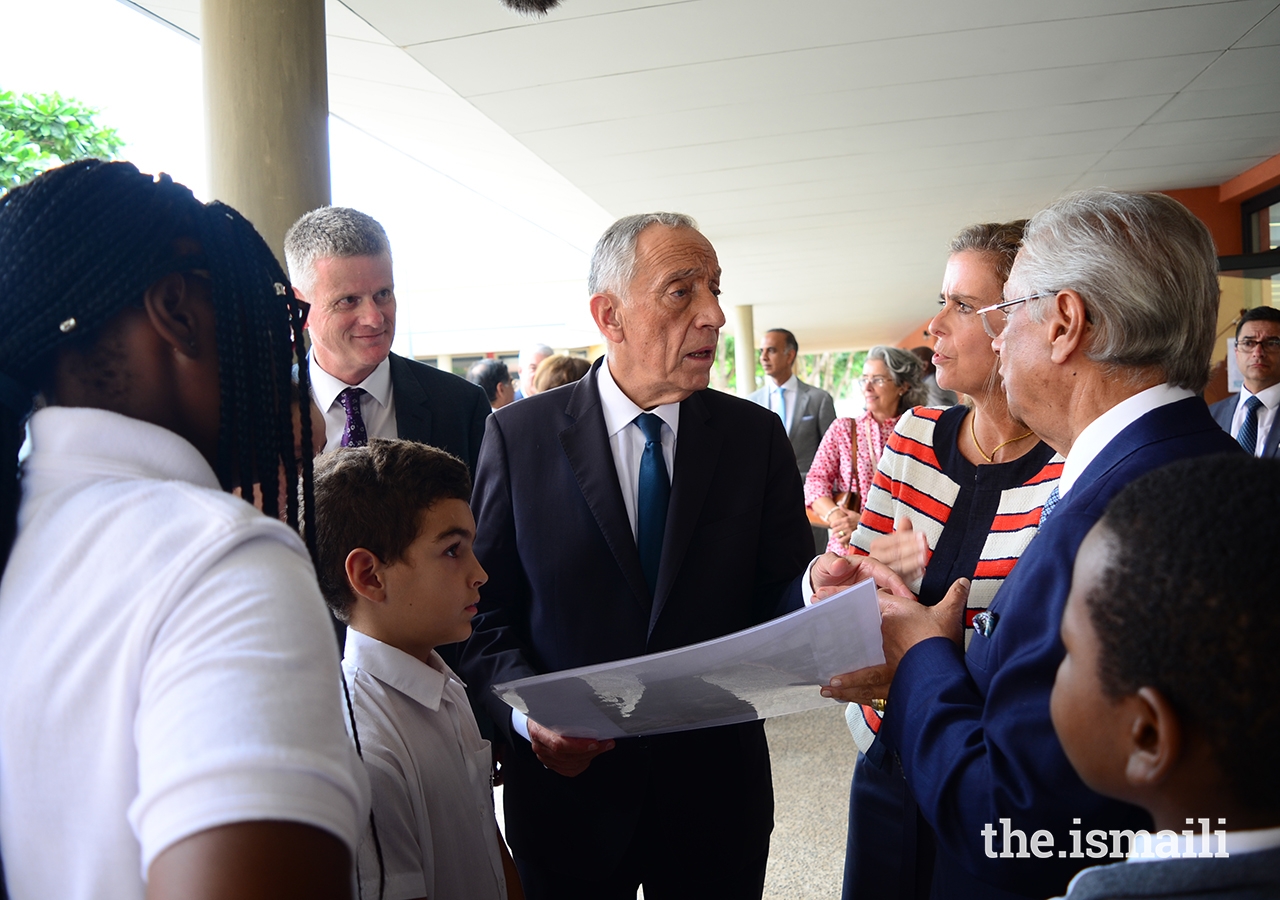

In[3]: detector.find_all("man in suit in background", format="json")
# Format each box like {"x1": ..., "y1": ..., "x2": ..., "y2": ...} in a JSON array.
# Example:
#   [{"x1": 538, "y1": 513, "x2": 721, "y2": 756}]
[
  {"x1": 824, "y1": 190, "x2": 1240, "y2": 900},
  {"x1": 284, "y1": 207, "x2": 489, "y2": 475},
  {"x1": 751, "y1": 328, "x2": 837, "y2": 553},
  {"x1": 1210, "y1": 306, "x2": 1280, "y2": 458},
  {"x1": 750, "y1": 328, "x2": 837, "y2": 477},
  {"x1": 459, "y1": 213, "x2": 895, "y2": 899}
]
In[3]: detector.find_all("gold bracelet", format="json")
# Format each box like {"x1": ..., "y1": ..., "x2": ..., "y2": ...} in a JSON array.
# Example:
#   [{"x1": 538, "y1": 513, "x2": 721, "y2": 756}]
[{"x1": 870, "y1": 698, "x2": 886, "y2": 713}]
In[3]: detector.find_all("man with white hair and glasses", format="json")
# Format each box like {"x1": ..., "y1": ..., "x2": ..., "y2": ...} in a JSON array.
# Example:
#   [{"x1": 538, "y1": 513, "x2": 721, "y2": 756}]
[{"x1": 824, "y1": 190, "x2": 1241, "y2": 900}]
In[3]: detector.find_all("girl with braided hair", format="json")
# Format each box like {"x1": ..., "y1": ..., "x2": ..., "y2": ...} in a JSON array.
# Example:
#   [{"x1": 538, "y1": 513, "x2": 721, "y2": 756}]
[{"x1": 0, "y1": 160, "x2": 368, "y2": 899}]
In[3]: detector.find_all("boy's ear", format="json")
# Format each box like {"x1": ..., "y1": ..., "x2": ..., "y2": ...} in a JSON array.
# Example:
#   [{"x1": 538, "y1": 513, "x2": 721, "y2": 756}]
[
  {"x1": 1124, "y1": 686, "x2": 1182, "y2": 788},
  {"x1": 345, "y1": 548, "x2": 389, "y2": 605}
]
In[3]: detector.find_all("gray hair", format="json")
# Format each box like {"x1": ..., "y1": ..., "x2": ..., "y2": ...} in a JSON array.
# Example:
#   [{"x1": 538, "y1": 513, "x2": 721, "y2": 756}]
[
  {"x1": 866, "y1": 345, "x2": 927, "y2": 413},
  {"x1": 519, "y1": 343, "x2": 554, "y2": 367},
  {"x1": 1014, "y1": 190, "x2": 1219, "y2": 392},
  {"x1": 588, "y1": 212, "x2": 699, "y2": 297},
  {"x1": 284, "y1": 206, "x2": 391, "y2": 293}
]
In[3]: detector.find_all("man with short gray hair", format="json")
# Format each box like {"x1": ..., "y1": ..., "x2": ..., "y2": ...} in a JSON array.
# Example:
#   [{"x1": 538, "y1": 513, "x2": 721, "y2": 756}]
[
  {"x1": 514, "y1": 343, "x2": 553, "y2": 399},
  {"x1": 460, "y1": 211, "x2": 900, "y2": 898},
  {"x1": 825, "y1": 190, "x2": 1241, "y2": 900},
  {"x1": 285, "y1": 206, "x2": 488, "y2": 475}
]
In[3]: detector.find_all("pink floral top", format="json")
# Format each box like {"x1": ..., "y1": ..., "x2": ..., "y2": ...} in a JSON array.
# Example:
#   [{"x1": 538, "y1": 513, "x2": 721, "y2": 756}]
[{"x1": 803, "y1": 411, "x2": 899, "y2": 555}]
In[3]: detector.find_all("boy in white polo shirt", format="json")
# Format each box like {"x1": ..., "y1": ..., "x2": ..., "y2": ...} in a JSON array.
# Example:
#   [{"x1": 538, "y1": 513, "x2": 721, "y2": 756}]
[{"x1": 313, "y1": 438, "x2": 521, "y2": 900}]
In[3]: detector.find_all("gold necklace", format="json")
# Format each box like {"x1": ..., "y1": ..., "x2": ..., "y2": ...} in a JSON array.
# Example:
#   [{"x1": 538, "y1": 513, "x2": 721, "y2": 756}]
[{"x1": 970, "y1": 411, "x2": 1034, "y2": 463}]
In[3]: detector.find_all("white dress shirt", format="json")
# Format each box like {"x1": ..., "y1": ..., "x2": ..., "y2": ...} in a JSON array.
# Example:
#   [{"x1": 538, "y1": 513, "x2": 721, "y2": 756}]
[
  {"x1": 767, "y1": 373, "x2": 799, "y2": 435},
  {"x1": 1058, "y1": 383, "x2": 1195, "y2": 499},
  {"x1": 596, "y1": 357, "x2": 680, "y2": 539},
  {"x1": 1228, "y1": 380, "x2": 1280, "y2": 456},
  {"x1": 512, "y1": 359, "x2": 680, "y2": 741},
  {"x1": 344, "y1": 629, "x2": 506, "y2": 900},
  {"x1": 309, "y1": 354, "x2": 397, "y2": 451}
]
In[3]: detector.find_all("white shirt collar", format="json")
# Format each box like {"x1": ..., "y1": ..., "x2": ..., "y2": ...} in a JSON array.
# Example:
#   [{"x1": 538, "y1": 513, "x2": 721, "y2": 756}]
[
  {"x1": 597, "y1": 357, "x2": 681, "y2": 439},
  {"x1": 1240, "y1": 379, "x2": 1280, "y2": 409},
  {"x1": 1059, "y1": 383, "x2": 1195, "y2": 497},
  {"x1": 308, "y1": 354, "x2": 393, "y2": 412},
  {"x1": 25, "y1": 406, "x2": 221, "y2": 490},
  {"x1": 770, "y1": 373, "x2": 799, "y2": 394},
  {"x1": 343, "y1": 627, "x2": 454, "y2": 712}
]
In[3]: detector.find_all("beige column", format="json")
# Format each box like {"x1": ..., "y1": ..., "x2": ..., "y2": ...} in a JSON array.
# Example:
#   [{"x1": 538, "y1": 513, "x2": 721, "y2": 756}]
[
  {"x1": 436, "y1": 355, "x2": 454, "y2": 374},
  {"x1": 732, "y1": 304, "x2": 756, "y2": 397},
  {"x1": 201, "y1": 0, "x2": 330, "y2": 265}
]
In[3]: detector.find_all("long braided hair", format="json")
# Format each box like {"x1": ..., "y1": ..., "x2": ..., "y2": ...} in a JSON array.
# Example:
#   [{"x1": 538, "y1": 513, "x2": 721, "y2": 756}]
[{"x1": 0, "y1": 159, "x2": 315, "y2": 566}]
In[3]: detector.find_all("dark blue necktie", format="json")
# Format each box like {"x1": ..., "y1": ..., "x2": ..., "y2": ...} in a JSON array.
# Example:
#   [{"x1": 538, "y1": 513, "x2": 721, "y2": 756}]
[
  {"x1": 635, "y1": 413, "x2": 671, "y2": 597},
  {"x1": 1039, "y1": 485, "x2": 1060, "y2": 527},
  {"x1": 1237, "y1": 395, "x2": 1262, "y2": 456}
]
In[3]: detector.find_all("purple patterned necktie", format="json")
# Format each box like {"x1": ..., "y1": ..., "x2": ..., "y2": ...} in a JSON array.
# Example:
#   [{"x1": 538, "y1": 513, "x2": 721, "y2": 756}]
[{"x1": 338, "y1": 387, "x2": 368, "y2": 448}]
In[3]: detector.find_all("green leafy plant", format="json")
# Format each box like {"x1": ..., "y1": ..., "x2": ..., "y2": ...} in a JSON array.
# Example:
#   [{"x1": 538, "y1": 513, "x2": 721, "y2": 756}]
[{"x1": 1, "y1": 89, "x2": 125, "y2": 189}]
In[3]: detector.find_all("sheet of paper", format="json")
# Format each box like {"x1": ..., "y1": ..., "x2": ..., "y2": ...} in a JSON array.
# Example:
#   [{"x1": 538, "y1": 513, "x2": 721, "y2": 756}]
[{"x1": 491, "y1": 578, "x2": 884, "y2": 740}]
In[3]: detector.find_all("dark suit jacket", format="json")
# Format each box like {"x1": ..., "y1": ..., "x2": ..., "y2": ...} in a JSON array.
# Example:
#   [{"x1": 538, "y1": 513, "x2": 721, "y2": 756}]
[
  {"x1": 1208, "y1": 393, "x2": 1280, "y2": 458},
  {"x1": 458, "y1": 360, "x2": 813, "y2": 876},
  {"x1": 878, "y1": 397, "x2": 1242, "y2": 900},
  {"x1": 387, "y1": 352, "x2": 489, "y2": 476},
  {"x1": 1063, "y1": 847, "x2": 1280, "y2": 900},
  {"x1": 749, "y1": 378, "x2": 837, "y2": 475}
]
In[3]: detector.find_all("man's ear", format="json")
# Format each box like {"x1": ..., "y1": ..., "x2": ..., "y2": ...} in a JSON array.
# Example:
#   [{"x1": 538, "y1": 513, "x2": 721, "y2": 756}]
[
  {"x1": 345, "y1": 548, "x2": 389, "y2": 605},
  {"x1": 1049, "y1": 289, "x2": 1090, "y2": 365},
  {"x1": 143, "y1": 272, "x2": 208, "y2": 360},
  {"x1": 590, "y1": 291, "x2": 625, "y2": 343},
  {"x1": 1124, "y1": 685, "x2": 1182, "y2": 788}
]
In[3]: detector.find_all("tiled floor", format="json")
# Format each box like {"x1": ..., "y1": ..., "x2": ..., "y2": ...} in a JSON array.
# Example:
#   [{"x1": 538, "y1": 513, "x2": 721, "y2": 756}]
[{"x1": 764, "y1": 704, "x2": 857, "y2": 899}]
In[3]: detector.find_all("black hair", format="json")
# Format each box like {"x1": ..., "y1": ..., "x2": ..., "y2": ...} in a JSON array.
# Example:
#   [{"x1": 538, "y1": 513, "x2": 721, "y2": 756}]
[
  {"x1": 766, "y1": 328, "x2": 799, "y2": 355},
  {"x1": 465, "y1": 358, "x2": 511, "y2": 404},
  {"x1": 312, "y1": 439, "x2": 472, "y2": 622},
  {"x1": 1090, "y1": 454, "x2": 1280, "y2": 812},
  {"x1": 0, "y1": 160, "x2": 315, "y2": 565},
  {"x1": 1235, "y1": 305, "x2": 1280, "y2": 338}
]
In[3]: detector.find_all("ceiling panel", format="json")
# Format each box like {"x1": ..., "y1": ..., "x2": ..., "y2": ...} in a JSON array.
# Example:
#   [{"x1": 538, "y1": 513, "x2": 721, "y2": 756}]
[{"x1": 125, "y1": 0, "x2": 1280, "y2": 352}]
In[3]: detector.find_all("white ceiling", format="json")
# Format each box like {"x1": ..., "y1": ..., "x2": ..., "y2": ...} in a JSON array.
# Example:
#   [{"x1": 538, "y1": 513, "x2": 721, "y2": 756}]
[{"x1": 129, "y1": 0, "x2": 1280, "y2": 351}]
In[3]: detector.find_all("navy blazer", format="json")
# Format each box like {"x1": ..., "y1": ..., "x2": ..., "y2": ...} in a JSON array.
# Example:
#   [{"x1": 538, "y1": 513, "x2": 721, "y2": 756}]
[
  {"x1": 458, "y1": 360, "x2": 813, "y2": 875},
  {"x1": 387, "y1": 352, "x2": 489, "y2": 476},
  {"x1": 879, "y1": 397, "x2": 1242, "y2": 899},
  {"x1": 1209, "y1": 393, "x2": 1280, "y2": 459}
]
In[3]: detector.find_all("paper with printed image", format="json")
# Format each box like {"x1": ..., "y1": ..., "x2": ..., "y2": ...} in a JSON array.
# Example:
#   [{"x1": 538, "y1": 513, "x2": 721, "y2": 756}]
[{"x1": 491, "y1": 578, "x2": 884, "y2": 740}]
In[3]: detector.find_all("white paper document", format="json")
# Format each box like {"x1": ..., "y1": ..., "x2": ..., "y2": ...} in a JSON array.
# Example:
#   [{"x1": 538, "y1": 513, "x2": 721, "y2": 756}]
[{"x1": 491, "y1": 578, "x2": 884, "y2": 740}]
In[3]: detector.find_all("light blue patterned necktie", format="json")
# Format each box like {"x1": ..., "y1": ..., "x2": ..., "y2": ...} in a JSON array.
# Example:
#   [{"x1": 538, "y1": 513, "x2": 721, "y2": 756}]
[
  {"x1": 1039, "y1": 485, "x2": 1060, "y2": 526},
  {"x1": 1236, "y1": 395, "x2": 1262, "y2": 456}
]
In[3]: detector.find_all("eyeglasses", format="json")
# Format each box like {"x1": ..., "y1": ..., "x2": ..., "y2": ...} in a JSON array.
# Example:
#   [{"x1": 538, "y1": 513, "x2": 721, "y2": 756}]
[
  {"x1": 859, "y1": 375, "x2": 892, "y2": 389},
  {"x1": 975, "y1": 292, "x2": 1057, "y2": 339},
  {"x1": 1235, "y1": 336, "x2": 1280, "y2": 353}
]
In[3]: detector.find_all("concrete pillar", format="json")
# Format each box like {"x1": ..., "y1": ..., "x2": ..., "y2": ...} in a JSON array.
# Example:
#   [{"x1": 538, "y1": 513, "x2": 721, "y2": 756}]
[
  {"x1": 201, "y1": 0, "x2": 330, "y2": 265},
  {"x1": 437, "y1": 355, "x2": 454, "y2": 374},
  {"x1": 732, "y1": 304, "x2": 756, "y2": 397}
]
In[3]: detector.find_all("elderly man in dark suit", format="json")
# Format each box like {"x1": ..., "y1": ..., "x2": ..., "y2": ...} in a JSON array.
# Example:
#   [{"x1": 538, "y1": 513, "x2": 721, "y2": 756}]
[
  {"x1": 284, "y1": 207, "x2": 488, "y2": 473},
  {"x1": 459, "y1": 213, "x2": 899, "y2": 899},
  {"x1": 825, "y1": 190, "x2": 1241, "y2": 900},
  {"x1": 1209, "y1": 306, "x2": 1280, "y2": 458}
]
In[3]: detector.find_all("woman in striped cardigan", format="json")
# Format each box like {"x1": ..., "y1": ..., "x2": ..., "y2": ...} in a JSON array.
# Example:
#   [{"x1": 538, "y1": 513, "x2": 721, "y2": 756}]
[{"x1": 839, "y1": 221, "x2": 1064, "y2": 900}]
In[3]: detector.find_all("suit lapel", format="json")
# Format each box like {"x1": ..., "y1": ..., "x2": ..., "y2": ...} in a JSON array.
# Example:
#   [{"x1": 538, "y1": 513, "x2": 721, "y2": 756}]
[
  {"x1": 788, "y1": 381, "x2": 811, "y2": 439},
  {"x1": 388, "y1": 353, "x2": 433, "y2": 444},
  {"x1": 558, "y1": 366, "x2": 653, "y2": 616},
  {"x1": 649, "y1": 390, "x2": 720, "y2": 633},
  {"x1": 1265, "y1": 410, "x2": 1280, "y2": 459}
]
